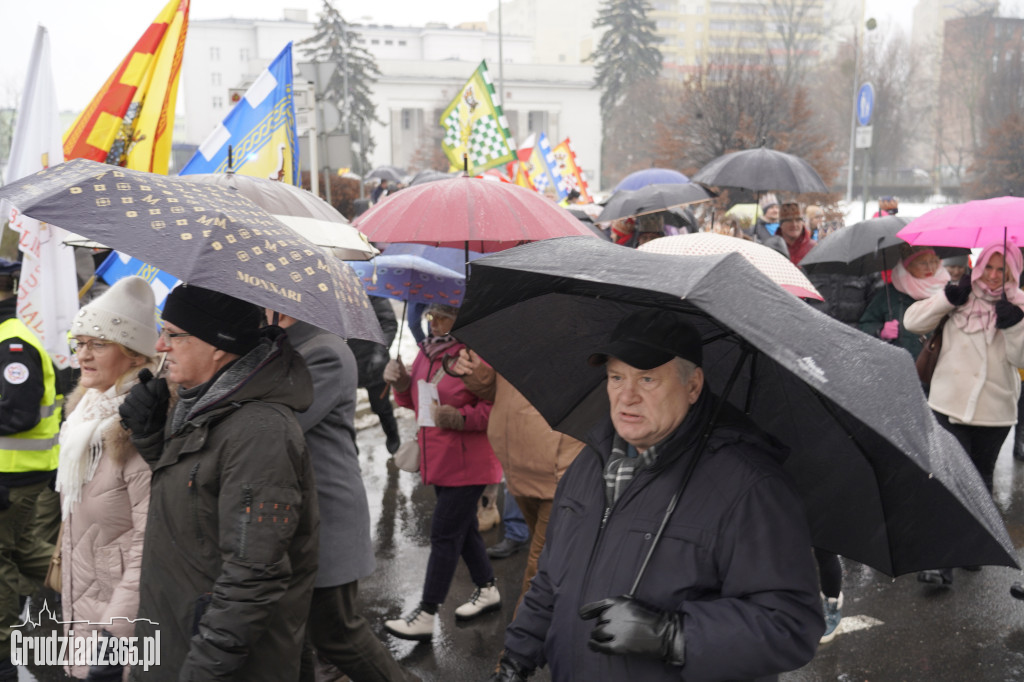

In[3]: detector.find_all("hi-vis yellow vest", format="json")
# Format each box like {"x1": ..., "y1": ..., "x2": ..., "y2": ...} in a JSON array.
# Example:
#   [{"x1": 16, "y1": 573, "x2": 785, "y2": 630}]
[{"x1": 0, "y1": 318, "x2": 60, "y2": 473}]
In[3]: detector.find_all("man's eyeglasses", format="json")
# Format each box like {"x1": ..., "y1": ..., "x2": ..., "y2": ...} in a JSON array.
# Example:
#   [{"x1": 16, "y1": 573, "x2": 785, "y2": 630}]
[
  {"x1": 72, "y1": 339, "x2": 112, "y2": 354},
  {"x1": 159, "y1": 329, "x2": 194, "y2": 343}
]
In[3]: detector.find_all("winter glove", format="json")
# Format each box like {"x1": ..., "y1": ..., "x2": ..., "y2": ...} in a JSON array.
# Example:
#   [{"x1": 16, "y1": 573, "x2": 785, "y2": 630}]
[
  {"x1": 118, "y1": 368, "x2": 169, "y2": 439},
  {"x1": 579, "y1": 595, "x2": 685, "y2": 667},
  {"x1": 0, "y1": 485, "x2": 9, "y2": 512},
  {"x1": 879, "y1": 319, "x2": 900, "y2": 340},
  {"x1": 382, "y1": 358, "x2": 411, "y2": 393},
  {"x1": 995, "y1": 297, "x2": 1024, "y2": 329},
  {"x1": 432, "y1": 404, "x2": 465, "y2": 431},
  {"x1": 487, "y1": 652, "x2": 535, "y2": 681},
  {"x1": 85, "y1": 630, "x2": 124, "y2": 682},
  {"x1": 945, "y1": 274, "x2": 972, "y2": 306}
]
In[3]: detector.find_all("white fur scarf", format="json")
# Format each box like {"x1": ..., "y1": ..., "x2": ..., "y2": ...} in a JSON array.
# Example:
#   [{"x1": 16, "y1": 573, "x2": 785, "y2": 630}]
[{"x1": 56, "y1": 383, "x2": 131, "y2": 519}]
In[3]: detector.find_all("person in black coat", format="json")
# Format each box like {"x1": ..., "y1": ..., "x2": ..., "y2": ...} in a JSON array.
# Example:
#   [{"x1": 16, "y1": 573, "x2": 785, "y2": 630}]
[
  {"x1": 490, "y1": 310, "x2": 823, "y2": 682},
  {"x1": 349, "y1": 296, "x2": 402, "y2": 453}
]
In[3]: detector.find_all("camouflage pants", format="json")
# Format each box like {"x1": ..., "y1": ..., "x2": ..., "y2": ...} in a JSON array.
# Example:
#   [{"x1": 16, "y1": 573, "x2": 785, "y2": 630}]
[{"x1": 0, "y1": 480, "x2": 55, "y2": 648}]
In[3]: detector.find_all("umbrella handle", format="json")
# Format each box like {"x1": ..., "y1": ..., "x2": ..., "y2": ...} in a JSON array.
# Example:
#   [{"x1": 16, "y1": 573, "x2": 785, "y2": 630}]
[{"x1": 381, "y1": 300, "x2": 409, "y2": 400}]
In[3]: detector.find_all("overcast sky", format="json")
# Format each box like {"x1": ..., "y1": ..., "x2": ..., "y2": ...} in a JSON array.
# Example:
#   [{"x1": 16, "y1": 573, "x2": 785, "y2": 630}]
[{"x1": 5, "y1": 0, "x2": 1020, "y2": 112}]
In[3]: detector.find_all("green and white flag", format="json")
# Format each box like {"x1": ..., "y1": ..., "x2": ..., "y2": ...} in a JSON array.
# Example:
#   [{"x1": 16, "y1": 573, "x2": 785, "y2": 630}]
[{"x1": 440, "y1": 61, "x2": 516, "y2": 174}]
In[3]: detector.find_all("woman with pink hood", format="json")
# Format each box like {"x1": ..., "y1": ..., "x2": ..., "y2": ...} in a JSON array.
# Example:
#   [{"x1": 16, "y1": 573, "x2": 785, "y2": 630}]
[{"x1": 905, "y1": 243, "x2": 1024, "y2": 585}]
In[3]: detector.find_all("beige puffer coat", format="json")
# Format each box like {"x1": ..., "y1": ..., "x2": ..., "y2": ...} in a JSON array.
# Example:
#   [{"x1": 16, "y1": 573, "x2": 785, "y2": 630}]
[
  {"x1": 60, "y1": 384, "x2": 151, "y2": 679},
  {"x1": 462, "y1": 363, "x2": 583, "y2": 499}
]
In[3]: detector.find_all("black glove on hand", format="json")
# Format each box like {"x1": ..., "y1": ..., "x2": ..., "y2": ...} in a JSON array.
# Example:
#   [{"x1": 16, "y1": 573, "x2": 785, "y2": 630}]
[
  {"x1": 945, "y1": 274, "x2": 972, "y2": 306},
  {"x1": 579, "y1": 595, "x2": 685, "y2": 667},
  {"x1": 487, "y1": 653, "x2": 534, "y2": 681},
  {"x1": 118, "y1": 368, "x2": 170, "y2": 438},
  {"x1": 995, "y1": 297, "x2": 1024, "y2": 329},
  {"x1": 85, "y1": 630, "x2": 124, "y2": 682}
]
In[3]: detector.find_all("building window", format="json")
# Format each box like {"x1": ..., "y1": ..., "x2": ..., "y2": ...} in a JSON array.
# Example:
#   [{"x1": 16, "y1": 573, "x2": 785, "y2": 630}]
[
  {"x1": 210, "y1": 46, "x2": 220, "y2": 60},
  {"x1": 385, "y1": 40, "x2": 393, "y2": 45},
  {"x1": 240, "y1": 48, "x2": 249, "y2": 61},
  {"x1": 398, "y1": 40, "x2": 407, "y2": 46},
  {"x1": 371, "y1": 39, "x2": 380, "y2": 45},
  {"x1": 212, "y1": 96, "x2": 224, "y2": 108},
  {"x1": 402, "y1": 109, "x2": 413, "y2": 130},
  {"x1": 211, "y1": 72, "x2": 221, "y2": 86},
  {"x1": 527, "y1": 111, "x2": 548, "y2": 134}
]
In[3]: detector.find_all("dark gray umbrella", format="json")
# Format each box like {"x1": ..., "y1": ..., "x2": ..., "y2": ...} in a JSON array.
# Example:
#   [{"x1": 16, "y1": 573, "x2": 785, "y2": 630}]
[
  {"x1": 367, "y1": 166, "x2": 406, "y2": 184},
  {"x1": 800, "y1": 215, "x2": 969, "y2": 276},
  {"x1": 596, "y1": 183, "x2": 714, "y2": 223},
  {"x1": 692, "y1": 146, "x2": 828, "y2": 194},
  {"x1": 452, "y1": 236, "x2": 1017, "y2": 576},
  {"x1": 0, "y1": 159, "x2": 384, "y2": 343},
  {"x1": 409, "y1": 169, "x2": 459, "y2": 186}
]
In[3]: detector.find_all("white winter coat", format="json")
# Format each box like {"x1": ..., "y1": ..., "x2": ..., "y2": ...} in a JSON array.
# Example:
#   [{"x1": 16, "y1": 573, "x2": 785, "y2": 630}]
[{"x1": 905, "y1": 292, "x2": 1024, "y2": 426}]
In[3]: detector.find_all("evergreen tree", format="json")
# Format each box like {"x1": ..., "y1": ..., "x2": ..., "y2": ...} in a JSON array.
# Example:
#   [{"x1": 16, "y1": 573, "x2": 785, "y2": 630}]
[
  {"x1": 590, "y1": 0, "x2": 663, "y2": 183},
  {"x1": 591, "y1": 0, "x2": 662, "y2": 118},
  {"x1": 300, "y1": 1, "x2": 381, "y2": 174}
]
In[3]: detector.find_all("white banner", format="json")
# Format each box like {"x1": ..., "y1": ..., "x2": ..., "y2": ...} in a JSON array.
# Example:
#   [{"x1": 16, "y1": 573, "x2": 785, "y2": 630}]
[{"x1": 3, "y1": 25, "x2": 78, "y2": 369}]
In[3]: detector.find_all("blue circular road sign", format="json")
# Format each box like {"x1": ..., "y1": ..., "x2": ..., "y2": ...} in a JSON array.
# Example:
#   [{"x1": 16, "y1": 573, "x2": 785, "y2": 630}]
[{"x1": 857, "y1": 83, "x2": 874, "y2": 126}]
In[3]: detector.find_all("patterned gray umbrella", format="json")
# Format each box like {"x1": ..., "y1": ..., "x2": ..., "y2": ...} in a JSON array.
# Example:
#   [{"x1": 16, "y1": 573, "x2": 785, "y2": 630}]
[
  {"x1": 0, "y1": 159, "x2": 383, "y2": 343},
  {"x1": 452, "y1": 236, "x2": 1017, "y2": 576}
]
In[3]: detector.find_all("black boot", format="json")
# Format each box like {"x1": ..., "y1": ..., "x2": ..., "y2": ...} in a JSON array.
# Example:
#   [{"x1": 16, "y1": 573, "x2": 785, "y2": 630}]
[{"x1": 380, "y1": 413, "x2": 401, "y2": 455}]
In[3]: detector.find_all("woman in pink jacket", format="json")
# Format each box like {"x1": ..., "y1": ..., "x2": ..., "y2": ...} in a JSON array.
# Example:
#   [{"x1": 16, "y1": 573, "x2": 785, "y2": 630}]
[
  {"x1": 57, "y1": 277, "x2": 157, "y2": 680},
  {"x1": 382, "y1": 303, "x2": 503, "y2": 641}
]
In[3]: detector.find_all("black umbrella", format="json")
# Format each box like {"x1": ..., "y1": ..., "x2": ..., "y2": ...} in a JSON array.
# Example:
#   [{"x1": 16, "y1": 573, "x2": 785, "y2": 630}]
[
  {"x1": 0, "y1": 159, "x2": 384, "y2": 343},
  {"x1": 452, "y1": 236, "x2": 1017, "y2": 576},
  {"x1": 409, "y1": 169, "x2": 459, "y2": 186},
  {"x1": 692, "y1": 146, "x2": 828, "y2": 194},
  {"x1": 567, "y1": 208, "x2": 612, "y2": 241},
  {"x1": 366, "y1": 166, "x2": 406, "y2": 184},
  {"x1": 596, "y1": 183, "x2": 714, "y2": 223},
  {"x1": 799, "y1": 215, "x2": 969, "y2": 276}
]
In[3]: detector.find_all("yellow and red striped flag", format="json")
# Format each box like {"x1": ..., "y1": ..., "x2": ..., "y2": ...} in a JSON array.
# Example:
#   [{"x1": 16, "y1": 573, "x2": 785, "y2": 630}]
[
  {"x1": 63, "y1": 0, "x2": 189, "y2": 174},
  {"x1": 513, "y1": 161, "x2": 533, "y2": 190},
  {"x1": 552, "y1": 137, "x2": 592, "y2": 203}
]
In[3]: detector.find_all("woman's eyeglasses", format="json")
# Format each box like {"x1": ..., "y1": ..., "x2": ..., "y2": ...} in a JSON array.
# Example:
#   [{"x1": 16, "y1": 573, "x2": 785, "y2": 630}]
[{"x1": 72, "y1": 339, "x2": 112, "y2": 354}]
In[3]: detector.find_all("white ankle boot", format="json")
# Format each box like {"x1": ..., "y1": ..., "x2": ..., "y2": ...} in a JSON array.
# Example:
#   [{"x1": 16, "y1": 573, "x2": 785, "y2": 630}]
[
  {"x1": 384, "y1": 606, "x2": 435, "y2": 640},
  {"x1": 454, "y1": 583, "x2": 501, "y2": 621}
]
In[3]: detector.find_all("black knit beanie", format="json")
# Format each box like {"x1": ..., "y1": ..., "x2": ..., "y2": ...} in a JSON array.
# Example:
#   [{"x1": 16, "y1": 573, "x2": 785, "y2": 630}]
[{"x1": 162, "y1": 284, "x2": 262, "y2": 356}]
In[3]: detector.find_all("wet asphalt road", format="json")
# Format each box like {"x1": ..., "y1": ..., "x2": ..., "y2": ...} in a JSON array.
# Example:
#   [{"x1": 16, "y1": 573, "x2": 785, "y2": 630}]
[{"x1": 19, "y1": 383, "x2": 1024, "y2": 681}]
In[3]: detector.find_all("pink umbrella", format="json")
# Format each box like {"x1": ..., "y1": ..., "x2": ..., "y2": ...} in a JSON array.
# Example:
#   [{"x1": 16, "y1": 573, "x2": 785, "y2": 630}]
[
  {"x1": 638, "y1": 233, "x2": 823, "y2": 300},
  {"x1": 352, "y1": 176, "x2": 595, "y2": 253},
  {"x1": 896, "y1": 197, "x2": 1024, "y2": 248}
]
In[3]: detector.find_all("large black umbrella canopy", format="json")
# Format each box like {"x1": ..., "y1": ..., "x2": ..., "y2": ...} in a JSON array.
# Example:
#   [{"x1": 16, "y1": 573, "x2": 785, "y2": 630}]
[
  {"x1": 596, "y1": 183, "x2": 714, "y2": 223},
  {"x1": 800, "y1": 215, "x2": 969, "y2": 276},
  {"x1": 453, "y1": 236, "x2": 1017, "y2": 576},
  {"x1": 0, "y1": 159, "x2": 384, "y2": 343},
  {"x1": 692, "y1": 146, "x2": 828, "y2": 194}
]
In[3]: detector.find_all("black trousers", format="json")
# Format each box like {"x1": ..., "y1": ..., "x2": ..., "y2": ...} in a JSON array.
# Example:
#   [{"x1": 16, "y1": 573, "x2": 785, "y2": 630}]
[
  {"x1": 934, "y1": 412, "x2": 1011, "y2": 493},
  {"x1": 301, "y1": 581, "x2": 407, "y2": 682}
]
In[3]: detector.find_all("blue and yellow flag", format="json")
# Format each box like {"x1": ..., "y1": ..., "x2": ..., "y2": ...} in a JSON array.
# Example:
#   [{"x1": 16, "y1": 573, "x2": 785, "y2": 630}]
[
  {"x1": 179, "y1": 42, "x2": 297, "y2": 183},
  {"x1": 525, "y1": 133, "x2": 567, "y2": 201},
  {"x1": 440, "y1": 61, "x2": 516, "y2": 174}
]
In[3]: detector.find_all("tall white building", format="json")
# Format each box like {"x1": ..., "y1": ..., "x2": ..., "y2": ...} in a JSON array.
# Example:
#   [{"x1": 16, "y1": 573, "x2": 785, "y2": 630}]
[
  {"x1": 179, "y1": 10, "x2": 601, "y2": 186},
  {"x1": 487, "y1": 0, "x2": 604, "y2": 65}
]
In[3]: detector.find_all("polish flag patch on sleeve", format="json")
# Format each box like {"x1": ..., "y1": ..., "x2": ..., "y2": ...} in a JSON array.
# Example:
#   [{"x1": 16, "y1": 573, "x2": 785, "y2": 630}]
[{"x1": 9, "y1": 343, "x2": 23, "y2": 352}]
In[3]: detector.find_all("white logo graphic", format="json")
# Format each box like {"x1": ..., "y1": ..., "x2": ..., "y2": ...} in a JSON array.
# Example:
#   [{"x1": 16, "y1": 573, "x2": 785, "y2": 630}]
[
  {"x1": 10, "y1": 601, "x2": 161, "y2": 671},
  {"x1": 3, "y1": 362, "x2": 29, "y2": 384}
]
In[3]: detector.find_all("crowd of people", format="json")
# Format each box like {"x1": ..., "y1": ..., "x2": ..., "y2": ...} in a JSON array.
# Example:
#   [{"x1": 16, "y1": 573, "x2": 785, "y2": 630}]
[{"x1": 2, "y1": 180, "x2": 1024, "y2": 682}]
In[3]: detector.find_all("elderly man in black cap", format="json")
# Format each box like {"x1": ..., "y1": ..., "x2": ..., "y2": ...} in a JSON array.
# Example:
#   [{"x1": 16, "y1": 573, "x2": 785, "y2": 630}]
[
  {"x1": 118, "y1": 284, "x2": 319, "y2": 682},
  {"x1": 489, "y1": 309, "x2": 823, "y2": 682},
  {"x1": 0, "y1": 258, "x2": 62, "y2": 682}
]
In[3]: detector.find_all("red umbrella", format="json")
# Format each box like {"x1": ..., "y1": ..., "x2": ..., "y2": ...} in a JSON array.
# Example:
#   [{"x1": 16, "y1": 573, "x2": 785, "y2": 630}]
[{"x1": 352, "y1": 176, "x2": 596, "y2": 253}]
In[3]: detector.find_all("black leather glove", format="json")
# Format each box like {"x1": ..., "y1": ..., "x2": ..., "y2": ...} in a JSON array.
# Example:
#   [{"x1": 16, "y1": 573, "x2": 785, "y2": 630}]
[
  {"x1": 118, "y1": 368, "x2": 170, "y2": 438},
  {"x1": 579, "y1": 595, "x2": 685, "y2": 667},
  {"x1": 996, "y1": 297, "x2": 1024, "y2": 329},
  {"x1": 85, "y1": 630, "x2": 124, "y2": 681},
  {"x1": 0, "y1": 485, "x2": 9, "y2": 511},
  {"x1": 487, "y1": 652, "x2": 534, "y2": 681},
  {"x1": 945, "y1": 274, "x2": 972, "y2": 306}
]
